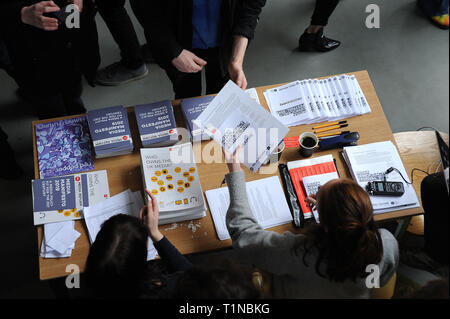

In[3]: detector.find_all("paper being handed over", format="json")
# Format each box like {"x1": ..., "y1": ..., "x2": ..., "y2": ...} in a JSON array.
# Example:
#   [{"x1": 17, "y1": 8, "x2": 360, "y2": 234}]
[{"x1": 194, "y1": 80, "x2": 289, "y2": 172}]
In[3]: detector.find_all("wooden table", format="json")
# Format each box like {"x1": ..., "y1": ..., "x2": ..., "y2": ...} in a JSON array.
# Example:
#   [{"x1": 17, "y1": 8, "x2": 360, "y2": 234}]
[{"x1": 32, "y1": 70, "x2": 424, "y2": 280}]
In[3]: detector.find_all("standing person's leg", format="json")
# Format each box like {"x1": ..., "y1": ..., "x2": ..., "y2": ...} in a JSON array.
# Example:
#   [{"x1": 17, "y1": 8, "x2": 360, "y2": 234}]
[
  {"x1": 298, "y1": 0, "x2": 341, "y2": 52},
  {"x1": 418, "y1": 0, "x2": 449, "y2": 29},
  {"x1": 0, "y1": 126, "x2": 23, "y2": 180},
  {"x1": 129, "y1": 0, "x2": 154, "y2": 63},
  {"x1": 95, "y1": 0, "x2": 148, "y2": 86},
  {"x1": 164, "y1": 64, "x2": 202, "y2": 100},
  {"x1": 62, "y1": 78, "x2": 87, "y2": 116}
]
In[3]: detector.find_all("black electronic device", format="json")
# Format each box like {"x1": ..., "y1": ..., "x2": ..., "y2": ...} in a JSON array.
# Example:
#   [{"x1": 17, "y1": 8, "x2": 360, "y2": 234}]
[
  {"x1": 366, "y1": 180, "x2": 405, "y2": 196},
  {"x1": 318, "y1": 132, "x2": 360, "y2": 151}
]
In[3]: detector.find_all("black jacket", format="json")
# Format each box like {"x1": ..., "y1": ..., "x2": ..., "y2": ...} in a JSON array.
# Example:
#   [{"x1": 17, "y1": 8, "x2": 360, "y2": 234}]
[
  {"x1": 0, "y1": 0, "x2": 100, "y2": 91},
  {"x1": 145, "y1": 0, "x2": 266, "y2": 76}
]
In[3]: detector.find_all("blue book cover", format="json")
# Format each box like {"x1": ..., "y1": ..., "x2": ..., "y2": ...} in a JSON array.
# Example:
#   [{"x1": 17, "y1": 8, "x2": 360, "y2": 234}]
[
  {"x1": 180, "y1": 96, "x2": 214, "y2": 140},
  {"x1": 87, "y1": 105, "x2": 133, "y2": 153},
  {"x1": 32, "y1": 170, "x2": 110, "y2": 225},
  {"x1": 35, "y1": 116, "x2": 94, "y2": 179},
  {"x1": 134, "y1": 100, "x2": 178, "y2": 147}
]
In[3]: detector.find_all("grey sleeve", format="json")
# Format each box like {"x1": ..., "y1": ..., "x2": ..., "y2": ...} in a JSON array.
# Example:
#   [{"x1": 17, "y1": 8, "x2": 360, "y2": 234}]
[
  {"x1": 378, "y1": 228, "x2": 400, "y2": 287},
  {"x1": 225, "y1": 171, "x2": 305, "y2": 275}
]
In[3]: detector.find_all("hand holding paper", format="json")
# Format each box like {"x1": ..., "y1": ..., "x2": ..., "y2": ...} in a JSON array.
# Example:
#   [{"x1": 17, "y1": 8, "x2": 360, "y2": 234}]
[{"x1": 140, "y1": 190, "x2": 164, "y2": 243}]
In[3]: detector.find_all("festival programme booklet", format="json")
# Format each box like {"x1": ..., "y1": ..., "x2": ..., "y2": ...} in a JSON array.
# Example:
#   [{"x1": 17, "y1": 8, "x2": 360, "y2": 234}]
[
  {"x1": 194, "y1": 80, "x2": 289, "y2": 173},
  {"x1": 180, "y1": 96, "x2": 214, "y2": 142},
  {"x1": 35, "y1": 116, "x2": 94, "y2": 179},
  {"x1": 140, "y1": 143, "x2": 206, "y2": 225},
  {"x1": 32, "y1": 170, "x2": 110, "y2": 225},
  {"x1": 87, "y1": 105, "x2": 134, "y2": 158},
  {"x1": 134, "y1": 100, "x2": 178, "y2": 148}
]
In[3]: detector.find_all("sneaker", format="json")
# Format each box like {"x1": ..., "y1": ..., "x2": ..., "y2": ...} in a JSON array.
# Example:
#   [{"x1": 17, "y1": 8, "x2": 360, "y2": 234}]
[
  {"x1": 95, "y1": 62, "x2": 148, "y2": 86},
  {"x1": 298, "y1": 28, "x2": 341, "y2": 52},
  {"x1": 430, "y1": 14, "x2": 449, "y2": 30}
]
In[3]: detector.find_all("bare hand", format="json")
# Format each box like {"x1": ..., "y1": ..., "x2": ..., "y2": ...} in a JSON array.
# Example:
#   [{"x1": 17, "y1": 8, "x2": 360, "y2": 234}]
[
  {"x1": 172, "y1": 49, "x2": 207, "y2": 73},
  {"x1": 21, "y1": 1, "x2": 60, "y2": 31},
  {"x1": 305, "y1": 194, "x2": 317, "y2": 210},
  {"x1": 70, "y1": 0, "x2": 83, "y2": 12},
  {"x1": 224, "y1": 145, "x2": 244, "y2": 173},
  {"x1": 228, "y1": 61, "x2": 247, "y2": 90},
  {"x1": 139, "y1": 189, "x2": 164, "y2": 242}
]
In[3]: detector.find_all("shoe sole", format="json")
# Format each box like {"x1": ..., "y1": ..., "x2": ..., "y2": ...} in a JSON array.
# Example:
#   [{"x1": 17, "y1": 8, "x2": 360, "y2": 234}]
[
  {"x1": 95, "y1": 69, "x2": 149, "y2": 86},
  {"x1": 298, "y1": 45, "x2": 340, "y2": 53}
]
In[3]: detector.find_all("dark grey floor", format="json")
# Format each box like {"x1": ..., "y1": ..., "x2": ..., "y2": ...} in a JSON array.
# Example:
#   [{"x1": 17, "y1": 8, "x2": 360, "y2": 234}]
[{"x1": 0, "y1": 0, "x2": 448, "y2": 299}]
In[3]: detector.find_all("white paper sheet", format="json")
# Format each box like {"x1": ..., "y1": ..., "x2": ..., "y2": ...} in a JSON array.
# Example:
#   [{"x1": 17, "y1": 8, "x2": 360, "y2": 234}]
[
  {"x1": 205, "y1": 176, "x2": 293, "y2": 240},
  {"x1": 83, "y1": 189, "x2": 158, "y2": 260},
  {"x1": 301, "y1": 172, "x2": 340, "y2": 223},
  {"x1": 194, "y1": 80, "x2": 289, "y2": 173},
  {"x1": 342, "y1": 141, "x2": 420, "y2": 212},
  {"x1": 41, "y1": 220, "x2": 80, "y2": 258}
]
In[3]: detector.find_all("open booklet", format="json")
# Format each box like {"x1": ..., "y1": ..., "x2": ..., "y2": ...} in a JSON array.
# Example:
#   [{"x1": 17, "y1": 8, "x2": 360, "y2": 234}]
[
  {"x1": 205, "y1": 176, "x2": 293, "y2": 240},
  {"x1": 194, "y1": 80, "x2": 289, "y2": 173}
]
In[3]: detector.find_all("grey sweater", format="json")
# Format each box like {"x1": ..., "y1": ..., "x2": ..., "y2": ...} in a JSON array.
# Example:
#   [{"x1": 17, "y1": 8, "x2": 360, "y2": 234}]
[{"x1": 225, "y1": 171, "x2": 399, "y2": 299}]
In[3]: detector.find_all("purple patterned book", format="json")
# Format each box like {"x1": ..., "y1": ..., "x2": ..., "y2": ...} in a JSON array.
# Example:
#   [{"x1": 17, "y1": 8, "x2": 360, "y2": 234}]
[{"x1": 35, "y1": 116, "x2": 94, "y2": 179}]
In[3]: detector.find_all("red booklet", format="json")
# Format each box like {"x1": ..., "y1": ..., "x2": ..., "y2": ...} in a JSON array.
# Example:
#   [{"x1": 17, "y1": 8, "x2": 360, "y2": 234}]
[{"x1": 287, "y1": 155, "x2": 338, "y2": 219}]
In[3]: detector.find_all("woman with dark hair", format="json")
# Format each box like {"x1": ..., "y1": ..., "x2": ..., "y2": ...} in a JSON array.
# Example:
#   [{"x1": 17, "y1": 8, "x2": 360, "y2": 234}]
[
  {"x1": 172, "y1": 259, "x2": 263, "y2": 299},
  {"x1": 224, "y1": 150, "x2": 399, "y2": 298},
  {"x1": 85, "y1": 190, "x2": 192, "y2": 299}
]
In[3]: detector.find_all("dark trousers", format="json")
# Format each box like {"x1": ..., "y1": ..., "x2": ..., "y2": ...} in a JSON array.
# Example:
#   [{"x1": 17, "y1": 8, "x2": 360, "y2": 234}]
[
  {"x1": 165, "y1": 48, "x2": 228, "y2": 100},
  {"x1": 422, "y1": 172, "x2": 449, "y2": 265},
  {"x1": 29, "y1": 79, "x2": 86, "y2": 120},
  {"x1": 311, "y1": 0, "x2": 340, "y2": 26},
  {"x1": 96, "y1": 0, "x2": 144, "y2": 69}
]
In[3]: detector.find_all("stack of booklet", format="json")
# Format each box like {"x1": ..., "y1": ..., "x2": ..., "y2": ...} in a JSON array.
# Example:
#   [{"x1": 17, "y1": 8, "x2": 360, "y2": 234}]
[
  {"x1": 180, "y1": 96, "x2": 214, "y2": 142},
  {"x1": 35, "y1": 116, "x2": 94, "y2": 179},
  {"x1": 31, "y1": 170, "x2": 110, "y2": 225},
  {"x1": 342, "y1": 141, "x2": 420, "y2": 214},
  {"x1": 264, "y1": 74, "x2": 371, "y2": 127},
  {"x1": 140, "y1": 143, "x2": 206, "y2": 224},
  {"x1": 87, "y1": 105, "x2": 134, "y2": 158},
  {"x1": 134, "y1": 100, "x2": 178, "y2": 148}
]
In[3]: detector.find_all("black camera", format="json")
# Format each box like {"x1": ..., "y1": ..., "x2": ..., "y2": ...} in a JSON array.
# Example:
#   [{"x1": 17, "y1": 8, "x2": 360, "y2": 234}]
[{"x1": 366, "y1": 180, "x2": 405, "y2": 196}]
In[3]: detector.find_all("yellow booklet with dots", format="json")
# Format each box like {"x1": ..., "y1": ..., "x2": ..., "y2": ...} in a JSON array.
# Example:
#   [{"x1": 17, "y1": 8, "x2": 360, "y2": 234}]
[{"x1": 140, "y1": 143, "x2": 206, "y2": 224}]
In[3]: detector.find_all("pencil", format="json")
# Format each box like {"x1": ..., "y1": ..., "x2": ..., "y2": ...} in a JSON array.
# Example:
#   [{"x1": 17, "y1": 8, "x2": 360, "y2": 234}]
[
  {"x1": 314, "y1": 124, "x2": 349, "y2": 134},
  {"x1": 317, "y1": 131, "x2": 350, "y2": 138},
  {"x1": 312, "y1": 120, "x2": 347, "y2": 130}
]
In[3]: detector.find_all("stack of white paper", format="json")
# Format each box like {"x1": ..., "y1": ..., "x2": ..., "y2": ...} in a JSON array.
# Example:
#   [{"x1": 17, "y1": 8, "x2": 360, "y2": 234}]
[
  {"x1": 83, "y1": 189, "x2": 158, "y2": 261},
  {"x1": 41, "y1": 221, "x2": 81, "y2": 258},
  {"x1": 342, "y1": 141, "x2": 420, "y2": 214},
  {"x1": 205, "y1": 176, "x2": 293, "y2": 240},
  {"x1": 264, "y1": 74, "x2": 371, "y2": 127}
]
